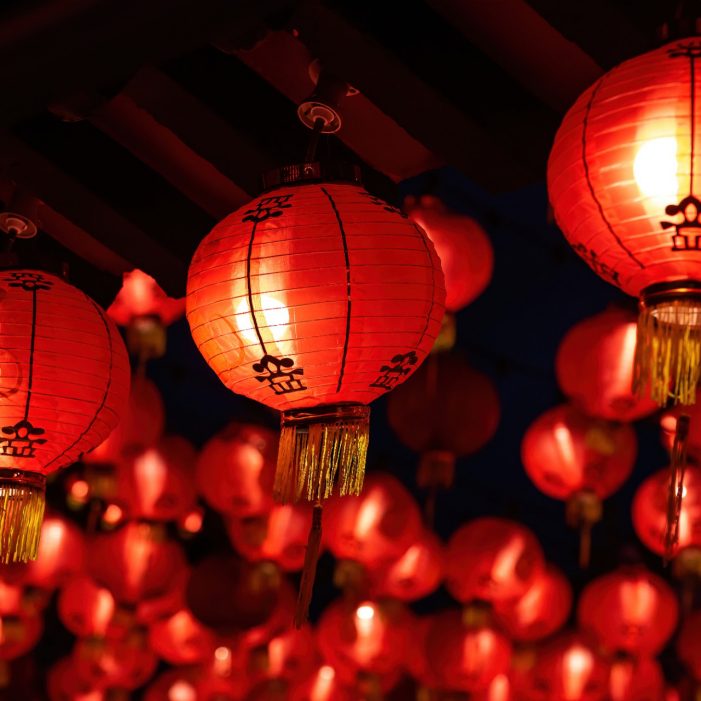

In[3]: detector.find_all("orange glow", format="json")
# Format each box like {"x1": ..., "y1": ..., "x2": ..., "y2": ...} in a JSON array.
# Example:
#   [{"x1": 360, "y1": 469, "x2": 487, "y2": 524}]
[
  {"x1": 309, "y1": 665, "x2": 337, "y2": 701},
  {"x1": 356, "y1": 603, "x2": 375, "y2": 622},
  {"x1": 562, "y1": 644, "x2": 594, "y2": 701},
  {"x1": 213, "y1": 645, "x2": 232, "y2": 676},
  {"x1": 488, "y1": 674, "x2": 511, "y2": 701},
  {"x1": 182, "y1": 509, "x2": 203, "y2": 533},
  {"x1": 102, "y1": 503, "x2": 124, "y2": 526},
  {"x1": 133, "y1": 449, "x2": 168, "y2": 514},
  {"x1": 491, "y1": 535, "x2": 526, "y2": 588},
  {"x1": 353, "y1": 489, "x2": 384, "y2": 541},
  {"x1": 619, "y1": 579, "x2": 655, "y2": 628},
  {"x1": 70, "y1": 479, "x2": 90, "y2": 501},
  {"x1": 108, "y1": 268, "x2": 185, "y2": 326},
  {"x1": 609, "y1": 659, "x2": 634, "y2": 701},
  {"x1": 168, "y1": 680, "x2": 196, "y2": 701}
]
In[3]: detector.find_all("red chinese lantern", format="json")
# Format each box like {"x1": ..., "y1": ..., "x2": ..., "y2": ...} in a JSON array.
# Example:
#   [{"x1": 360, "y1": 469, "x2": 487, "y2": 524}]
[
  {"x1": 0, "y1": 610, "x2": 43, "y2": 661},
  {"x1": 196, "y1": 422, "x2": 277, "y2": 519},
  {"x1": 186, "y1": 166, "x2": 445, "y2": 506},
  {"x1": 48, "y1": 656, "x2": 109, "y2": 701},
  {"x1": 227, "y1": 503, "x2": 313, "y2": 572},
  {"x1": 323, "y1": 472, "x2": 422, "y2": 570},
  {"x1": 108, "y1": 268, "x2": 185, "y2": 362},
  {"x1": 112, "y1": 436, "x2": 197, "y2": 522},
  {"x1": 632, "y1": 465, "x2": 701, "y2": 557},
  {"x1": 556, "y1": 308, "x2": 657, "y2": 422},
  {"x1": 144, "y1": 668, "x2": 200, "y2": 701},
  {"x1": 677, "y1": 609, "x2": 701, "y2": 679},
  {"x1": 0, "y1": 269, "x2": 129, "y2": 562},
  {"x1": 371, "y1": 527, "x2": 445, "y2": 602},
  {"x1": 87, "y1": 522, "x2": 187, "y2": 606},
  {"x1": 58, "y1": 575, "x2": 116, "y2": 639},
  {"x1": 387, "y1": 353, "x2": 499, "y2": 495},
  {"x1": 404, "y1": 194, "x2": 493, "y2": 312},
  {"x1": 609, "y1": 657, "x2": 664, "y2": 701},
  {"x1": 494, "y1": 564, "x2": 572, "y2": 642},
  {"x1": 149, "y1": 607, "x2": 216, "y2": 665},
  {"x1": 578, "y1": 566, "x2": 678, "y2": 655},
  {"x1": 424, "y1": 610, "x2": 512, "y2": 693},
  {"x1": 290, "y1": 664, "x2": 354, "y2": 701},
  {"x1": 548, "y1": 38, "x2": 701, "y2": 407},
  {"x1": 521, "y1": 404, "x2": 637, "y2": 565},
  {"x1": 661, "y1": 402, "x2": 701, "y2": 460},
  {"x1": 525, "y1": 633, "x2": 610, "y2": 701},
  {"x1": 251, "y1": 625, "x2": 318, "y2": 686},
  {"x1": 444, "y1": 517, "x2": 544, "y2": 605}
]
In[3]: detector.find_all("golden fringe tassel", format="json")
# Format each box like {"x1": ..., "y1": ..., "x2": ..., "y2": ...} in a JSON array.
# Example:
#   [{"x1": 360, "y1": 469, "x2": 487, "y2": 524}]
[
  {"x1": 0, "y1": 471, "x2": 46, "y2": 564},
  {"x1": 634, "y1": 301, "x2": 701, "y2": 406},
  {"x1": 275, "y1": 404, "x2": 370, "y2": 503},
  {"x1": 665, "y1": 414, "x2": 690, "y2": 563}
]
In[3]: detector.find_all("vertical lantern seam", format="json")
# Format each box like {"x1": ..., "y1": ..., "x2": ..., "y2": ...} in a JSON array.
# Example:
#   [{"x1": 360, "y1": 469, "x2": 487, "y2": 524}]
[
  {"x1": 321, "y1": 187, "x2": 352, "y2": 394},
  {"x1": 581, "y1": 77, "x2": 645, "y2": 270},
  {"x1": 413, "y1": 223, "x2": 438, "y2": 346},
  {"x1": 245, "y1": 218, "x2": 267, "y2": 355},
  {"x1": 690, "y1": 52, "x2": 696, "y2": 195},
  {"x1": 25, "y1": 285, "x2": 38, "y2": 421}
]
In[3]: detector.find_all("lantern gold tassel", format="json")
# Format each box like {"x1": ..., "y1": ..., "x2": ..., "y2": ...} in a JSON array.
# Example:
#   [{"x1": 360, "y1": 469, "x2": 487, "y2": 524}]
[
  {"x1": 294, "y1": 502, "x2": 323, "y2": 629},
  {"x1": 665, "y1": 414, "x2": 690, "y2": 563},
  {"x1": 0, "y1": 470, "x2": 46, "y2": 563},
  {"x1": 275, "y1": 404, "x2": 369, "y2": 503},
  {"x1": 634, "y1": 290, "x2": 701, "y2": 406}
]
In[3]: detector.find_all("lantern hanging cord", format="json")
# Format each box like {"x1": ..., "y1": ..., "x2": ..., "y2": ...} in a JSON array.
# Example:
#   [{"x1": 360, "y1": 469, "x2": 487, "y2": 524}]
[
  {"x1": 665, "y1": 413, "x2": 691, "y2": 563},
  {"x1": 304, "y1": 117, "x2": 326, "y2": 163}
]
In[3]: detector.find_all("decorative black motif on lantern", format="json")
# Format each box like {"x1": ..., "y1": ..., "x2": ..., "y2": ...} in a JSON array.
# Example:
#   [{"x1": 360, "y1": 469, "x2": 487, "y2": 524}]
[
  {"x1": 571, "y1": 243, "x2": 621, "y2": 284},
  {"x1": 3, "y1": 272, "x2": 53, "y2": 292},
  {"x1": 253, "y1": 354, "x2": 306, "y2": 394},
  {"x1": 370, "y1": 351, "x2": 419, "y2": 390},
  {"x1": 668, "y1": 42, "x2": 701, "y2": 59},
  {"x1": 362, "y1": 191, "x2": 409, "y2": 219},
  {"x1": 0, "y1": 420, "x2": 47, "y2": 458},
  {"x1": 242, "y1": 195, "x2": 293, "y2": 223},
  {"x1": 662, "y1": 195, "x2": 701, "y2": 251}
]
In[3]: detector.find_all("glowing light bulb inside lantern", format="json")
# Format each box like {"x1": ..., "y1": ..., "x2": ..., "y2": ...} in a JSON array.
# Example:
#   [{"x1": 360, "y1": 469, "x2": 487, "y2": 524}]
[
  {"x1": 619, "y1": 580, "x2": 654, "y2": 629},
  {"x1": 213, "y1": 645, "x2": 232, "y2": 677},
  {"x1": 311, "y1": 665, "x2": 336, "y2": 701},
  {"x1": 562, "y1": 644, "x2": 594, "y2": 701},
  {"x1": 634, "y1": 136, "x2": 680, "y2": 203},
  {"x1": 354, "y1": 603, "x2": 382, "y2": 665},
  {"x1": 487, "y1": 674, "x2": 511, "y2": 701},
  {"x1": 235, "y1": 295, "x2": 291, "y2": 358},
  {"x1": 553, "y1": 421, "x2": 579, "y2": 483},
  {"x1": 133, "y1": 449, "x2": 168, "y2": 514},
  {"x1": 491, "y1": 535, "x2": 526, "y2": 590},
  {"x1": 353, "y1": 487, "x2": 386, "y2": 541},
  {"x1": 609, "y1": 659, "x2": 634, "y2": 701},
  {"x1": 169, "y1": 680, "x2": 197, "y2": 701}
]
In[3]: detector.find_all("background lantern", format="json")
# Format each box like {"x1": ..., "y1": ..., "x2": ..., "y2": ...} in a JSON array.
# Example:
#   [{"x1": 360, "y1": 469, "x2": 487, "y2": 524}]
[
  {"x1": 548, "y1": 39, "x2": 701, "y2": 406},
  {"x1": 0, "y1": 269, "x2": 129, "y2": 562},
  {"x1": 57, "y1": 575, "x2": 116, "y2": 639},
  {"x1": 677, "y1": 609, "x2": 701, "y2": 680}
]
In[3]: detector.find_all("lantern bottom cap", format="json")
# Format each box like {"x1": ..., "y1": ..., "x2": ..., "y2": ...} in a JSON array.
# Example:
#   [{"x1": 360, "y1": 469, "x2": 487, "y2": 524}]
[
  {"x1": 635, "y1": 285, "x2": 701, "y2": 406},
  {"x1": 275, "y1": 403, "x2": 370, "y2": 503},
  {"x1": 0, "y1": 470, "x2": 46, "y2": 564}
]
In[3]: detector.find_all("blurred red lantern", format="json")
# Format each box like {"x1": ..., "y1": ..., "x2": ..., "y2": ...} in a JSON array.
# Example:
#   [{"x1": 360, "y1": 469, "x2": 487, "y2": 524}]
[
  {"x1": 48, "y1": 656, "x2": 109, "y2": 701},
  {"x1": 661, "y1": 402, "x2": 701, "y2": 460},
  {"x1": 290, "y1": 664, "x2": 354, "y2": 701},
  {"x1": 113, "y1": 436, "x2": 197, "y2": 522},
  {"x1": 0, "y1": 270, "x2": 129, "y2": 562},
  {"x1": 425, "y1": 610, "x2": 512, "y2": 693},
  {"x1": 556, "y1": 309, "x2": 657, "y2": 422},
  {"x1": 58, "y1": 575, "x2": 116, "y2": 639},
  {"x1": 548, "y1": 39, "x2": 701, "y2": 406},
  {"x1": 387, "y1": 353, "x2": 499, "y2": 492},
  {"x1": 323, "y1": 472, "x2": 422, "y2": 570},
  {"x1": 194, "y1": 642, "x2": 252, "y2": 700},
  {"x1": 632, "y1": 466, "x2": 701, "y2": 557},
  {"x1": 0, "y1": 610, "x2": 43, "y2": 661},
  {"x1": 149, "y1": 607, "x2": 216, "y2": 665},
  {"x1": 677, "y1": 609, "x2": 701, "y2": 679},
  {"x1": 316, "y1": 599, "x2": 409, "y2": 686},
  {"x1": 608, "y1": 657, "x2": 664, "y2": 701},
  {"x1": 404, "y1": 615, "x2": 442, "y2": 688},
  {"x1": 525, "y1": 633, "x2": 610, "y2": 701},
  {"x1": 135, "y1": 564, "x2": 190, "y2": 626},
  {"x1": 578, "y1": 566, "x2": 678, "y2": 655},
  {"x1": 84, "y1": 375, "x2": 164, "y2": 472},
  {"x1": 0, "y1": 579, "x2": 29, "y2": 618},
  {"x1": 144, "y1": 668, "x2": 200, "y2": 701},
  {"x1": 522, "y1": 404, "x2": 637, "y2": 565},
  {"x1": 196, "y1": 423, "x2": 278, "y2": 519},
  {"x1": 227, "y1": 504, "x2": 312, "y2": 572},
  {"x1": 371, "y1": 527, "x2": 444, "y2": 602},
  {"x1": 404, "y1": 194, "x2": 493, "y2": 313},
  {"x1": 186, "y1": 168, "x2": 445, "y2": 507},
  {"x1": 251, "y1": 626, "x2": 318, "y2": 686},
  {"x1": 494, "y1": 564, "x2": 572, "y2": 642},
  {"x1": 445, "y1": 517, "x2": 544, "y2": 605},
  {"x1": 88, "y1": 522, "x2": 187, "y2": 606}
]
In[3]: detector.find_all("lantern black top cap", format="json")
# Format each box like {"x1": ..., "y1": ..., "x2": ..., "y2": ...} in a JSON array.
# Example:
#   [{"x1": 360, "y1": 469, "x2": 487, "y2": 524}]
[{"x1": 260, "y1": 162, "x2": 362, "y2": 192}]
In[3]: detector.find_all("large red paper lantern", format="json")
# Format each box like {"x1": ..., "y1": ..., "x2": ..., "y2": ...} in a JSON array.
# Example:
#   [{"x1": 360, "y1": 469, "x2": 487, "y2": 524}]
[
  {"x1": 387, "y1": 352, "x2": 499, "y2": 491},
  {"x1": 556, "y1": 308, "x2": 657, "y2": 421},
  {"x1": 578, "y1": 566, "x2": 678, "y2": 656},
  {"x1": 548, "y1": 39, "x2": 701, "y2": 406},
  {"x1": 444, "y1": 517, "x2": 544, "y2": 605},
  {"x1": 0, "y1": 269, "x2": 129, "y2": 562},
  {"x1": 187, "y1": 166, "x2": 445, "y2": 505}
]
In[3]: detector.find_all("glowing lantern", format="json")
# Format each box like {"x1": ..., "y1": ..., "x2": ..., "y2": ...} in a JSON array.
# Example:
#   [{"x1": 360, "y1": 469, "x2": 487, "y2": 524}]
[
  {"x1": 290, "y1": 665, "x2": 354, "y2": 701},
  {"x1": 112, "y1": 436, "x2": 197, "y2": 522},
  {"x1": 87, "y1": 522, "x2": 187, "y2": 605},
  {"x1": 608, "y1": 657, "x2": 664, "y2": 701},
  {"x1": 135, "y1": 564, "x2": 190, "y2": 626},
  {"x1": 444, "y1": 517, "x2": 544, "y2": 605},
  {"x1": 424, "y1": 610, "x2": 512, "y2": 693},
  {"x1": 0, "y1": 610, "x2": 43, "y2": 661},
  {"x1": 249, "y1": 626, "x2": 318, "y2": 686},
  {"x1": 186, "y1": 166, "x2": 445, "y2": 507},
  {"x1": 525, "y1": 634, "x2": 610, "y2": 701},
  {"x1": 494, "y1": 564, "x2": 572, "y2": 642},
  {"x1": 227, "y1": 503, "x2": 313, "y2": 572},
  {"x1": 48, "y1": 656, "x2": 109, "y2": 701},
  {"x1": 521, "y1": 404, "x2": 637, "y2": 565},
  {"x1": 58, "y1": 575, "x2": 116, "y2": 639},
  {"x1": 556, "y1": 308, "x2": 657, "y2": 421},
  {"x1": 578, "y1": 566, "x2": 678, "y2": 655},
  {"x1": 0, "y1": 269, "x2": 129, "y2": 562},
  {"x1": 144, "y1": 668, "x2": 200, "y2": 701},
  {"x1": 548, "y1": 38, "x2": 701, "y2": 406},
  {"x1": 661, "y1": 402, "x2": 701, "y2": 460},
  {"x1": 371, "y1": 527, "x2": 445, "y2": 602},
  {"x1": 108, "y1": 268, "x2": 185, "y2": 361},
  {"x1": 196, "y1": 422, "x2": 277, "y2": 518},
  {"x1": 677, "y1": 609, "x2": 701, "y2": 679},
  {"x1": 387, "y1": 353, "x2": 499, "y2": 495},
  {"x1": 148, "y1": 607, "x2": 216, "y2": 665}
]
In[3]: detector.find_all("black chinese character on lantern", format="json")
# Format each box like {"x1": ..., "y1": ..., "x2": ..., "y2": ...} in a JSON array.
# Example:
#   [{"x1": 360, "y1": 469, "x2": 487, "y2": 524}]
[
  {"x1": 361, "y1": 191, "x2": 408, "y2": 219},
  {"x1": 370, "y1": 351, "x2": 419, "y2": 390},
  {"x1": 253, "y1": 354, "x2": 306, "y2": 395},
  {"x1": 0, "y1": 420, "x2": 47, "y2": 458},
  {"x1": 662, "y1": 195, "x2": 701, "y2": 251},
  {"x1": 242, "y1": 195, "x2": 293, "y2": 224},
  {"x1": 571, "y1": 243, "x2": 621, "y2": 285},
  {"x1": 3, "y1": 272, "x2": 53, "y2": 292},
  {"x1": 668, "y1": 41, "x2": 701, "y2": 59}
]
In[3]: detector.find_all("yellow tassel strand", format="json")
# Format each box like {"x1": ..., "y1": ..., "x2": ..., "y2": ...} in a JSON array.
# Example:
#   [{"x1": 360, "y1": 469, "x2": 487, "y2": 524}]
[
  {"x1": 0, "y1": 471, "x2": 46, "y2": 564},
  {"x1": 275, "y1": 404, "x2": 370, "y2": 503},
  {"x1": 634, "y1": 296, "x2": 701, "y2": 406}
]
